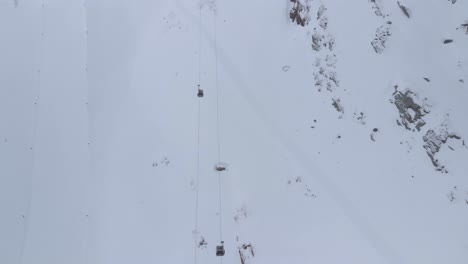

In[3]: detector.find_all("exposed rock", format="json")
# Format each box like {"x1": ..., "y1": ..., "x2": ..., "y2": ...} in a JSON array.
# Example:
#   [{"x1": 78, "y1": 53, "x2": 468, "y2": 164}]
[
  {"x1": 423, "y1": 125, "x2": 462, "y2": 172},
  {"x1": 369, "y1": 0, "x2": 387, "y2": 18},
  {"x1": 287, "y1": 176, "x2": 317, "y2": 198},
  {"x1": 370, "y1": 128, "x2": 379, "y2": 142},
  {"x1": 152, "y1": 156, "x2": 170, "y2": 167},
  {"x1": 313, "y1": 56, "x2": 338, "y2": 92},
  {"x1": 304, "y1": 184, "x2": 317, "y2": 198},
  {"x1": 353, "y1": 112, "x2": 366, "y2": 125},
  {"x1": 397, "y1": 1, "x2": 411, "y2": 18},
  {"x1": 446, "y1": 187, "x2": 468, "y2": 204},
  {"x1": 238, "y1": 242, "x2": 255, "y2": 264},
  {"x1": 311, "y1": 119, "x2": 317, "y2": 128},
  {"x1": 391, "y1": 87, "x2": 430, "y2": 131},
  {"x1": 233, "y1": 206, "x2": 249, "y2": 223},
  {"x1": 448, "y1": 188, "x2": 456, "y2": 202},
  {"x1": 312, "y1": 17, "x2": 338, "y2": 93},
  {"x1": 307, "y1": 3, "x2": 341, "y2": 113},
  {"x1": 311, "y1": 31, "x2": 335, "y2": 52},
  {"x1": 311, "y1": 32, "x2": 323, "y2": 51},
  {"x1": 317, "y1": 4, "x2": 328, "y2": 29},
  {"x1": 369, "y1": 0, "x2": 392, "y2": 53},
  {"x1": 332, "y1": 98, "x2": 344, "y2": 116},
  {"x1": 457, "y1": 21, "x2": 468, "y2": 34},
  {"x1": 371, "y1": 24, "x2": 392, "y2": 54},
  {"x1": 289, "y1": 0, "x2": 311, "y2": 27},
  {"x1": 198, "y1": 237, "x2": 208, "y2": 249}
]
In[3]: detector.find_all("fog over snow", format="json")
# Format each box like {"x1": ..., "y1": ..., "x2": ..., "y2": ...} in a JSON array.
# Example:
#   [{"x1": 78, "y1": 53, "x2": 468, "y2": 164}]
[{"x1": 1, "y1": 0, "x2": 468, "y2": 264}]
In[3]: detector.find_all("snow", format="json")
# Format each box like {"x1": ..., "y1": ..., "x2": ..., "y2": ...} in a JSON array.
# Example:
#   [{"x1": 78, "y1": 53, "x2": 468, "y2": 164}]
[{"x1": 1, "y1": 0, "x2": 468, "y2": 264}]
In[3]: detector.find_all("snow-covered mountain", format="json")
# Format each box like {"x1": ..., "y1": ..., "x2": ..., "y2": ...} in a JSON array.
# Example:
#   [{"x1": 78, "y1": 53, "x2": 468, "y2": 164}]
[{"x1": 1, "y1": 0, "x2": 468, "y2": 263}]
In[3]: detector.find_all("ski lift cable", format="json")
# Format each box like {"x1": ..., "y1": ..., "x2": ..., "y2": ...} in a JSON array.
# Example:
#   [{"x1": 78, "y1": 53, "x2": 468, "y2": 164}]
[
  {"x1": 82, "y1": 1, "x2": 91, "y2": 263},
  {"x1": 194, "y1": 99, "x2": 201, "y2": 264},
  {"x1": 194, "y1": 2, "x2": 203, "y2": 264},
  {"x1": 214, "y1": 3, "x2": 221, "y2": 167},
  {"x1": 19, "y1": 2, "x2": 46, "y2": 263},
  {"x1": 214, "y1": 0, "x2": 223, "y2": 244},
  {"x1": 197, "y1": 1, "x2": 202, "y2": 86}
]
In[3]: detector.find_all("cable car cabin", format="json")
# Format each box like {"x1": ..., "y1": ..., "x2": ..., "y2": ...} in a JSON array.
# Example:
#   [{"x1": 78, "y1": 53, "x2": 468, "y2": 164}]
[
  {"x1": 215, "y1": 162, "x2": 227, "y2": 171},
  {"x1": 216, "y1": 241, "x2": 225, "y2": 256},
  {"x1": 215, "y1": 166, "x2": 225, "y2": 172},
  {"x1": 197, "y1": 86, "x2": 204, "y2": 97}
]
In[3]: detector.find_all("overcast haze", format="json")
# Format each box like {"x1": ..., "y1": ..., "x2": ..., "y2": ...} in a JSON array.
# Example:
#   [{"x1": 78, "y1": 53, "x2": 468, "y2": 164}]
[{"x1": 1, "y1": 0, "x2": 468, "y2": 263}]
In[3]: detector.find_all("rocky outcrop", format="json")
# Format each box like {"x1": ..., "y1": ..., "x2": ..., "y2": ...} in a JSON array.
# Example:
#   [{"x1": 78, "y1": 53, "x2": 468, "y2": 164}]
[
  {"x1": 391, "y1": 87, "x2": 430, "y2": 132},
  {"x1": 423, "y1": 126, "x2": 461, "y2": 172},
  {"x1": 289, "y1": 0, "x2": 311, "y2": 27}
]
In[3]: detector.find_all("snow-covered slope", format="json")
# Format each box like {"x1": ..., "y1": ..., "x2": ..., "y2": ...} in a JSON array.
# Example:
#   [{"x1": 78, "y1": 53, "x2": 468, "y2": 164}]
[{"x1": 1, "y1": 0, "x2": 468, "y2": 263}]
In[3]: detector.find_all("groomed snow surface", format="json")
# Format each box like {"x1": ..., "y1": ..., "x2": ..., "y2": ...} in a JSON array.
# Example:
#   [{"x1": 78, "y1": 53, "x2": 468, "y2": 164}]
[{"x1": 1, "y1": 0, "x2": 468, "y2": 263}]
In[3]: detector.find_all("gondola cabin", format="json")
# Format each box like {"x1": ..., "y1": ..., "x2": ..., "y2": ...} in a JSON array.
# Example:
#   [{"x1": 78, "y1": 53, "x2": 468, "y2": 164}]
[
  {"x1": 216, "y1": 241, "x2": 225, "y2": 256},
  {"x1": 197, "y1": 85, "x2": 204, "y2": 97}
]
